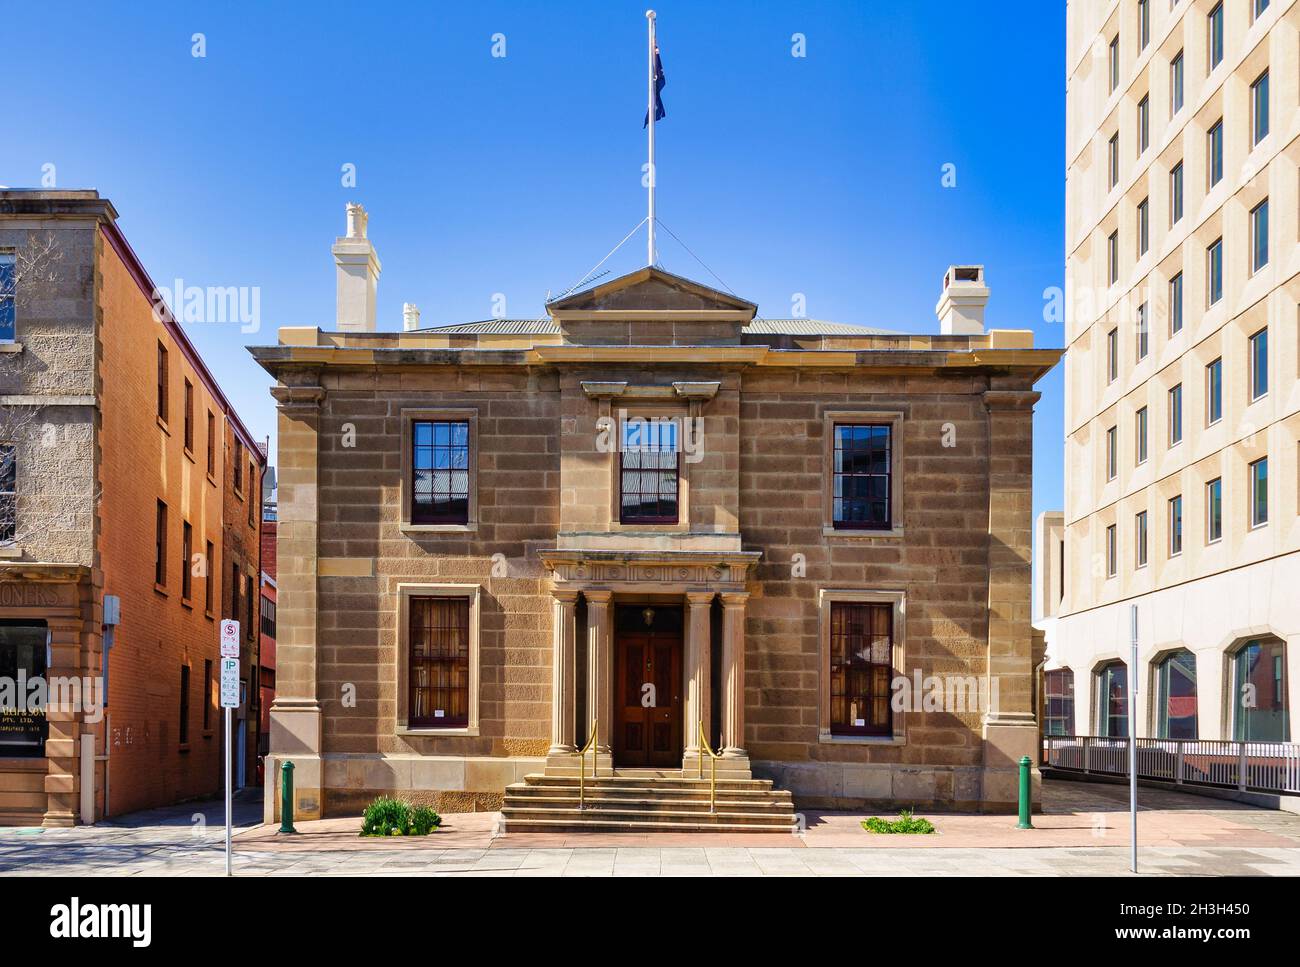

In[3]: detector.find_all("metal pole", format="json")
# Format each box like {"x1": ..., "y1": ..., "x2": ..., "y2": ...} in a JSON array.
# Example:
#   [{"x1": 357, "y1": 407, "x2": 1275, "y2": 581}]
[
  {"x1": 1129, "y1": 603, "x2": 1138, "y2": 874},
  {"x1": 646, "y1": 9, "x2": 656, "y2": 266},
  {"x1": 1017, "y1": 756, "x2": 1033, "y2": 829},
  {"x1": 224, "y1": 705, "x2": 232, "y2": 876},
  {"x1": 278, "y1": 760, "x2": 297, "y2": 834}
]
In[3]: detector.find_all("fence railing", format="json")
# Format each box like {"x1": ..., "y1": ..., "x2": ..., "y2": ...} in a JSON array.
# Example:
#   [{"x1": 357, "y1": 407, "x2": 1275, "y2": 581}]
[{"x1": 1043, "y1": 735, "x2": 1300, "y2": 796}]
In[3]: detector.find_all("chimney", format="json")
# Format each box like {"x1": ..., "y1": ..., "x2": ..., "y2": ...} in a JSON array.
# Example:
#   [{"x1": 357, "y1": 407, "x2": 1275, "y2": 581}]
[
  {"x1": 402, "y1": 302, "x2": 421, "y2": 331},
  {"x1": 935, "y1": 264, "x2": 988, "y2": 335},
  {"x1": 332, "y1": 202, "x2": 381, "y2": 332}
]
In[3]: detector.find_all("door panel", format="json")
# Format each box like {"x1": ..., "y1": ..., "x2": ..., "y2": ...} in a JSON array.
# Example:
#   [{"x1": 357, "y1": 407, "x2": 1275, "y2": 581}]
[{"x1": 613, "y1": 630, "x2": 682, "y2": 768}]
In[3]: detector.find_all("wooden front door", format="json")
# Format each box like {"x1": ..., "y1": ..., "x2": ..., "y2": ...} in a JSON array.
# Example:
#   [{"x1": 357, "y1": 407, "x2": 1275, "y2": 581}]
[{"x1": 613, "y1": 612, "x2": 683, "y2": 768}]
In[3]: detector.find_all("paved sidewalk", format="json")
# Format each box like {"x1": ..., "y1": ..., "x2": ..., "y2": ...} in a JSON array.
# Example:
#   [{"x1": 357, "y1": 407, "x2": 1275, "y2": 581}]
[{"x1": 3, "y1": 781, "x2": 1298, "y2": 876}]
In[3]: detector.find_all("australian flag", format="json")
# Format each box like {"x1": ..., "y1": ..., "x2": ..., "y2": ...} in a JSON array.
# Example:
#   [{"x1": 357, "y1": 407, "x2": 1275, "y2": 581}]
[{"x1": 644, "y1": 46, "x2": 666, "y2": 127}]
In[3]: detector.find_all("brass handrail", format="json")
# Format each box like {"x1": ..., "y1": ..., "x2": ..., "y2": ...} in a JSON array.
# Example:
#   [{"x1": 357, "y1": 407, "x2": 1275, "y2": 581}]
[
  {"x1": 697, "y1": 720, "x2": 722, "y2": 814},
  {"x1": 577, "y1": 719, "x2": 598, "y2": 810}
]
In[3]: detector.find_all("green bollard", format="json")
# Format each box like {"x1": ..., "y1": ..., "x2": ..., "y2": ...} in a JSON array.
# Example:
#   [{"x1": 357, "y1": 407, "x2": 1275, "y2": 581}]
[
  {"x1": 278, "y1": 760, "x2": 297, "y2": 834},
  {"x1": 1017, "y1": 755, "x2": 1034, "y2": 829}
]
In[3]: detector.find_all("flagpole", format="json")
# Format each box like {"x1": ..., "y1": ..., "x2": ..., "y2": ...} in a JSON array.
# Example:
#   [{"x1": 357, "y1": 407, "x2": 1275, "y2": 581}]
[{"x1": 646, "y1": 9, "x2": 656, "y2": 266}]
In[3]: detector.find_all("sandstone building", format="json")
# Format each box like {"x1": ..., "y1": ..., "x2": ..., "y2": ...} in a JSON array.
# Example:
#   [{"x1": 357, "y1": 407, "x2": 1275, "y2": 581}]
[
  {"x1": 0, "y1": 190, "x2": 264, "y2": 825},
  {"x1": 252, "y1": 207, "x2": 1060, "y2": 824}
]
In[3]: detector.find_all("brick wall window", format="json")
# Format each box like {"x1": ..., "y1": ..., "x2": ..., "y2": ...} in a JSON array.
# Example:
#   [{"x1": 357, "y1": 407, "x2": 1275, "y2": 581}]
[
  {"x1": 260, "y1": 594, "x2": 276, "y2": 639},
  {"x1": 1044, "y1": 668, "x2": 1075, "y2": 736},
  {"x1": 246, "y1": 573, "x2": 255, "y2": 640},
  {"x1": 183, "y1": 379, "x2": 194, "y2": 453},
  {"x1": 619, "y1": 416, "x2": 679, "y2": 524},
  {"x1": 831, "y1": 424, "x2": 892, "y2": 530},
  {"x1": 411, "y1": 419, "x2": 471, "y2": 525},
  {"x1": 0, "y1": 443, "x2": 15, "y2": 543},
  {"x1": 206, "y1": 411, "x2": 216, "y2": 477},
  {"x1": 408, "y1": 596, "x2": 470, "y2": 727},
  {"x1": 154, "y1": 500, "x2": 167, "y2": 588},
  {"x1": 156, "y1": 342, "x2": 169, "y2": 424},
  {"x1": 179, "y1": 664, "x2": 190, "y2": 746},
  {"x1": 828, "y1": 601, "x2": 893, "y2": 736},
  {"x1": 203, "y1": 659, "x2": 212, "y2": 731},
  {"x1": 233, "y1": 439, "x2": 244, "y2": 494},
  {"x1": 204, "y1": 541, "x2": 214, "y2": 615},
  {"x1": 181, "y1": 520, "x2": 193, "y2": 601},
  {"x1": 231, "y1": 562, "x2": 240, "y2": 621}
]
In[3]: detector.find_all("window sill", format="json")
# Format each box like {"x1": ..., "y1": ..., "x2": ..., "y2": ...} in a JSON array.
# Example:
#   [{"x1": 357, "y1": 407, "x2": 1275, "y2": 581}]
[
  {"x1": 0, "y1": 545, "x2": 22, "y2": 560},
  {"x1": 206, "y1": 472, "x2": 218, "y2": 488},
  {"x1": 181, "y1": 597, "x2": 194, "y2": 611},
  {"x1": 0, "y1": 342, "x2": 22, "y2": 354},
  {"x1": 153, "y1": 583, "x2": 168, "y2": 597},
  {"x1": 397, "y1": 725, "x2": 479, "y2": 737},
  {"x1": 205, "y1": 610, "x2": 214, "y2": 621},
  {"x1": 156, "y1": 416, "x2": 170, "y2": 435},
  {"x1": 400, "y1": 522, "x2": 477, "y2": 534},
  {"x1": 1249, "y1": 521, "x2": 1269, "y2": 532},
  {"x1": 823, "y1": 526, "x2": 904, "y2": 540},
  {"x1": 819, "y1": 732, "x2": 905, "y2": 746},
  {"x1": 202, "y1": 730, "x2": 214, "y2": 740},
  {"x1": 178, "y1": 744, "x2": 190, "y2": 754},
  {"x1": 183, "y1": 447, "x2": 195, "y2": 464}
]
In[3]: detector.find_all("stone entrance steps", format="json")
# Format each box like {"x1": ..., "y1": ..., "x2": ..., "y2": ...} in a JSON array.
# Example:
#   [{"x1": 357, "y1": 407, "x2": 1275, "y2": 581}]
[{"x1": 501, "y1": 773, "x2": 798, "y2": 834}]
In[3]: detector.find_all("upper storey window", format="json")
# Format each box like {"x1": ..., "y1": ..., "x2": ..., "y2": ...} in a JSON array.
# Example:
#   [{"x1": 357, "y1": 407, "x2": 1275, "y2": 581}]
[
  {"x1": 0, "y1": 253, "x2": 15, "y2": 342},
  {"x1": 832, "y1": 424, "x2": 892, "y2": 530},
  {"x1": 412, "y1": 420, "x2": 471, "y2": 525},
  {"x1": 619, "y1": 417, "x2": 679, "y2": 524}
]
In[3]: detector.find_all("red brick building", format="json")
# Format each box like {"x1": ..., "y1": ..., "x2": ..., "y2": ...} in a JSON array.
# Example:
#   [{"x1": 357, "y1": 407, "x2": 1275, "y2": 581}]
[{"x1": 0, "y1": 190, "x2": 264, "y2": 824}]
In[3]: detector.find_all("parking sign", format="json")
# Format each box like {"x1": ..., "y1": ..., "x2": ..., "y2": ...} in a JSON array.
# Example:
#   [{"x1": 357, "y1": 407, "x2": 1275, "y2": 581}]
[{"x1": 219, "y1": 619, "x2": 240, "y2": 658}]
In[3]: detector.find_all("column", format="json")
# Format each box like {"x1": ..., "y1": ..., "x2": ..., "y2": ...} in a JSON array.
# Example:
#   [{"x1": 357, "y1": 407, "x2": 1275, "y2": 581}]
[
  {"x1": 584, "y1": 590, "x2": 613, "y2": 752},
  {"x1": 42, "y1": 613, "x2": 87, "y2": 827},
  {"x1": 267, "y1": 382, "x2": 326, "y2": 821},
  {"x1": 548, "y1": 590, "x2": 579, "y2": 754},
  {"x1": 981, "y1": 387, "x2": 1041, "y2": 810},
  {"x1": 683, "y1": 591, "x2": 713, "y2": 758},
  {"x1": 720, "y1": 591, "x2": 749, "y2": 758}
]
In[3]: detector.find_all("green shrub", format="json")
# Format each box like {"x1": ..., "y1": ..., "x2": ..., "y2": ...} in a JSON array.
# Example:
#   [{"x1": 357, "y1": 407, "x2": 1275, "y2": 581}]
[
  {"x1": 411, "y1": 805, "x2": 441, "y2": 836},
  {"x1": 861, "y1": 809, "x2": 935, "y2": 835},
  {"x1": 360, "y1": 796, "x2": 411, "y2": 837}
]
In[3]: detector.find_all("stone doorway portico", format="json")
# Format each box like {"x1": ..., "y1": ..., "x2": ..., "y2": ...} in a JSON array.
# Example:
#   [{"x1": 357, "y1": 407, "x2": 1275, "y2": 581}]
[{"x1": 541, "y1": 549, "x2": 759, "y2": 778}]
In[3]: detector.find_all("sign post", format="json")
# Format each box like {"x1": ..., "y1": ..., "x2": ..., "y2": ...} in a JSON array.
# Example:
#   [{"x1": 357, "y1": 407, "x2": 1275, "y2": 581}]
[{"x1": 219, "y1": 620, "x2": 241, "y2": 876}]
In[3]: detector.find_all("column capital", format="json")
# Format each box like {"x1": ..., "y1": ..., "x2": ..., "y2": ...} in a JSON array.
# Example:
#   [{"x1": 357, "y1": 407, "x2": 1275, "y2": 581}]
[
  {"x1": 982, "y1": 389, "x2": 1040, "y2": 412},
  {"x1": 584, "y1": 588, "x2": 613, "y2": 606},
  {"x1": 550, "y1": 588, "x2": 581, "y2": 604},
  {"x1": 271, "y1": 384, "x2": 325, "y2": 414},
  {"x1": 686, "y1": 590, "x2": 715, "y2": 608},
  {"x1": 719, "y1": 591, "x2": 749, "y2": 609}
]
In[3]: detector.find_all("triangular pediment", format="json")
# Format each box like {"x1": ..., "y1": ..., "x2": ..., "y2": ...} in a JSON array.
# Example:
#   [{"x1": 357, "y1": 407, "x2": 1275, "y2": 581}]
[{"x1": 547, "y1": 267, "x2": 756, "y2": 318}]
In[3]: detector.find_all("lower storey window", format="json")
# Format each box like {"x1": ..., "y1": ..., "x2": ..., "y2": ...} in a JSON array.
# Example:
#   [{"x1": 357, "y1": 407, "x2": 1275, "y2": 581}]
[
  {"x1": 1155, "y1": 649, "x2": 1197, "y2": 739},
  {"x1": 1044, "y1": 668, "x2": 1075, "y2": 736},
  {"x1": 0, "y1": 621, "x2": 48, "y2": 757},
  {"x1": 408, "y1": 597, "x2": 470, "y2": 726},
  {"x1": 1233, "y1": 638, "x2": 1288, "y2": 741},
  {"x1": 829, "y1": 602, "x2": 893, "y2": 735},
  {"x1": 1095, "y1": 661, "x2": 1128, "y2": 738}
]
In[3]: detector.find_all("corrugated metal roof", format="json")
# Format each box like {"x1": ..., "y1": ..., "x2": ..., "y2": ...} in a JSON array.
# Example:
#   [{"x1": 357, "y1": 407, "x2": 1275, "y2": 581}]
[
  {"x1": 416, "y1": 319, "x2": 558, "y2": 334},
  {"x1": 416, "y1": 318, "x2": 898, "y2": 336},
  {"x1": 744, "y1": 319, "x2": 897, "y2": 336}
]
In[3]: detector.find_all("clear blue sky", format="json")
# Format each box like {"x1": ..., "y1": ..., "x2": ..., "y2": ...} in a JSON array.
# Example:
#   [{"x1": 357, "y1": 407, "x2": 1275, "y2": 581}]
[{"x1": 4, "y1": 0, "x2": 1065, "y2": 521}]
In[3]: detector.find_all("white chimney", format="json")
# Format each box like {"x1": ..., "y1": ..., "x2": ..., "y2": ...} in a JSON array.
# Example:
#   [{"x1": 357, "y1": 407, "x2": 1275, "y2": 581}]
[
  {"x1": 935, "y1": 264, "x2": 988, "y2": 335},
  {"x1": 402, "y1": 303, "x2": 421, "y2": 331},
  {"x1": 332, "y1": 202, "x2": 381, "y2": 332}
]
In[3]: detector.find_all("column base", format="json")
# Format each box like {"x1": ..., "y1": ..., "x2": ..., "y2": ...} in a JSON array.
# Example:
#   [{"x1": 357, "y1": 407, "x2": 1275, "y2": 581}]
[
  {"x1": 981, "y1": 712, "x2": 1039, "y2": 812},
  {"x1": 681, "y1": 752, "x2": 753, "y2": 780},
  {"x1": 544, "y1": 751, "x2": 614, "y2": 776}
]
